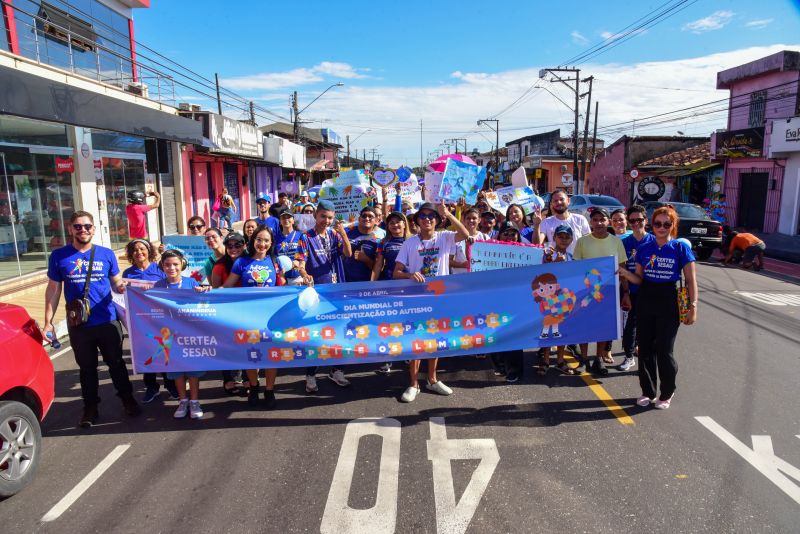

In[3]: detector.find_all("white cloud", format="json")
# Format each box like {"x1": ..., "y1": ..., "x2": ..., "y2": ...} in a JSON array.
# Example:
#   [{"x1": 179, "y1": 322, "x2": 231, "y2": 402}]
[
  {"x1": 600, "y1": 31, "x2": 614, "y2": 39},
  {"x1": 745, "y1": 18, "x2": 773, "y2": 29},
  {"x1": 223, "y1": 62, "x2": 369, "y2": 90},
  {"x1": 683, "y1": 10, "x2": 735, "y2": 33},
  {"x1": 223, "y1": 45, "x2": 798, "y2": 167},
  {"x1": 571, "y1": 31, "x2": 589, "y2": 45}
]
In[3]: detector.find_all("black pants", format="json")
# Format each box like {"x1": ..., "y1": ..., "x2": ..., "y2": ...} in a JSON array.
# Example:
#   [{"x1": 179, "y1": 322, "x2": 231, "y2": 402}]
[
  {"x1": 68, "y1": 320, "x2": 133, "y2": 406},
  {"x1": 622, "y1": 291, "x2": 639, "y2": 358},
  {"x1": 143, "y1": 372, "x2": 175, "y2": 391},
  {"x1": 221, "y1": 369, "x2": 243, "y2": 384},
  {"x1": 491, "y1": 350, "x2": 523, "y2": 376},
  {"x1": 636, "y1": 282, "x2": 680, "y2": 400}
]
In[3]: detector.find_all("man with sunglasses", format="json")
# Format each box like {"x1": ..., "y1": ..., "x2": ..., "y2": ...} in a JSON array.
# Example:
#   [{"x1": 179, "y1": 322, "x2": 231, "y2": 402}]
[
  {"x1": 619, "y1": 205, "x2": 654, "y2": 371},
  {"x1": 44, "y1": 211, "x2": 140, "y2": 428},
  {"x1": 343, "y1": 206, "x2": 380, "y2": 282}
]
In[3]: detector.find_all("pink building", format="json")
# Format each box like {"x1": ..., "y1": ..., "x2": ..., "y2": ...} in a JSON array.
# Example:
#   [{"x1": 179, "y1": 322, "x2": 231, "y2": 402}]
[{"x1": 712, "y1": 50, "x2": 800, "y2": 234}]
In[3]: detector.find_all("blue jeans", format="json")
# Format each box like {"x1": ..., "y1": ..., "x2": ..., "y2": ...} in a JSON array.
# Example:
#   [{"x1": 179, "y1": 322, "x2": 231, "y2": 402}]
[{"x1": 623, "y1": 292, "x2": 639, "y2": 358}]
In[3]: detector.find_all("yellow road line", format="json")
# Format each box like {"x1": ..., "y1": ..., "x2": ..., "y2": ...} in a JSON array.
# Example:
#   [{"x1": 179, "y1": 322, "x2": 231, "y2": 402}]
[{"x1": 565, "y1": 354, "x2": 635, "y2": 426}]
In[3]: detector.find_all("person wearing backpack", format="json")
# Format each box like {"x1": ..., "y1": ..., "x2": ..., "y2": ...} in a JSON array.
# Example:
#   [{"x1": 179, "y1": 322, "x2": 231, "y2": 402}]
[{"x1": 214, "y1": 188, "x2": 237, "y2": 229}]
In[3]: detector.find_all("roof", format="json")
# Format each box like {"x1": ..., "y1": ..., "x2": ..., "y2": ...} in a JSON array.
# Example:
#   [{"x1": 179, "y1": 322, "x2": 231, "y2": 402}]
[
  {"x1": 638, "y1": 141, "x2": 721, "y2": 176},
  {"x1": 717, "y1": 50, "x2": 800, "y2": 90},
  {"x1": 259, "y1": 122, "x2": 329, "y2": 145}
]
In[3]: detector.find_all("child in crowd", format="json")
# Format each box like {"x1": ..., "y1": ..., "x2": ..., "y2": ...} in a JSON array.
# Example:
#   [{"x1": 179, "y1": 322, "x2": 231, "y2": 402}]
[
  {"x1": 539, "y1": 224, "x2": 577, "y2": 375},
  {"x1": 153, "y1": 249, "x2": 211, "y2": 419}
]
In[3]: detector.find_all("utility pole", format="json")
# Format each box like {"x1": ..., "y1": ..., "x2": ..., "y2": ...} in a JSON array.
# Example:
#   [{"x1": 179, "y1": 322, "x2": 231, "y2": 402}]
[
  {"x1": 420, "y1": 119, "x2": 423, "y2": 171},
  {"x1": 292, "y1": 91, "x2": 299, "y2": 143},
  {"x1": 346, "y1": 135, "x2": 350, "y2": 168},
  {"x1": 580, "y1": 76, "x2": 593, "y2": 195},
  {"x1": 477, "y1": 119, "x2": 500, "y2": 174},
  {"x1": 215, "y1": 73, "x2": 222, "y2": 115},
  {"x1": 591, "y1": 101, "x2": 599, "y2": 167},
  {"x1": 539, "y1": 67, "x2": 586, "y2": 192},
  {"x1": 248, "y1": 101, "x2": 256, "y2": 125}
]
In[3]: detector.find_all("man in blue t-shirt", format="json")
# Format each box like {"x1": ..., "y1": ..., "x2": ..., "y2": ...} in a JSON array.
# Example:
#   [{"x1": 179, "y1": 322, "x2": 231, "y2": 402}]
[
  {"x1": 254, "y1": 195, "x2": 279, "y2": 235},
  {"x1": 44, "y1": 211, "x2": 140, "y2": 428},
  {"x1": 343, "y1": 206, "x2": 380, "y2": 282},
  {"x1": 619, "y1": 205, "x2": 655, "y2": 371}
]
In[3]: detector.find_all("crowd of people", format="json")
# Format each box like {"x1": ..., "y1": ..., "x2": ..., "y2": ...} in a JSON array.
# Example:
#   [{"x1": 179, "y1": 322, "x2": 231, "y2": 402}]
[{"x1": 44, "y1": 186, "x2": 701, "y2": 428}]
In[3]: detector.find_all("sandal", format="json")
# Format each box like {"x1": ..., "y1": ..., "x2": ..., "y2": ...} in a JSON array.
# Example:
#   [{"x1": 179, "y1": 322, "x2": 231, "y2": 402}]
[
  {"x1": 555, "y1": 361, "x2": 575, "y2": 375},
  {"x1": 223, "y1": 381, "x2": 243, "y2": 396},
  {"x1": 601, "y1": 352, "x2": 615, "y2": 364}
]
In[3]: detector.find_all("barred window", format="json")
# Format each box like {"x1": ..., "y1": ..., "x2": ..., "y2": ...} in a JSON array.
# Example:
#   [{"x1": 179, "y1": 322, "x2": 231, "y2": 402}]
[{"x1": 749, "y1": 90, "x2": 766, "y2": 128}]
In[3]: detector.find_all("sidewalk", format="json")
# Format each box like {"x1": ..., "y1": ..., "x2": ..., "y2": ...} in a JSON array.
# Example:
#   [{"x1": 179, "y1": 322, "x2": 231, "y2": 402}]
[{"x1": 755, "y1": 232, "x2": 800, "y2": 263}]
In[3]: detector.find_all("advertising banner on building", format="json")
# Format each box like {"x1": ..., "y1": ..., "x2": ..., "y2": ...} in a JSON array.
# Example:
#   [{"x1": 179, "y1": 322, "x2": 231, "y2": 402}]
[
  {"x1": 208, "y1": 113, "x2": 262, "y2": 158},
  {"x1": 126, "y1": 257, "x2": 619, "y2": 372},
  {"x1": 714, "y1": 127, "x2": 765, "y2": 158},
  {"x1": 768, "y1": 117, "x2": 800, "y2": 156}
]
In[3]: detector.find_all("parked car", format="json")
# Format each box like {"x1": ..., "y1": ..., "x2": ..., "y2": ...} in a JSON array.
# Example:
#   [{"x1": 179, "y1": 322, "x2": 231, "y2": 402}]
[
  {"x1": 642, "y1": 201, "x2": 723, "y2": 261},
  {"x1": 0, "y1": 304, "x2": 54, "y2": 498},
  {"x1": 567, "y1": 194, "x2": 626, "y2": 218}
]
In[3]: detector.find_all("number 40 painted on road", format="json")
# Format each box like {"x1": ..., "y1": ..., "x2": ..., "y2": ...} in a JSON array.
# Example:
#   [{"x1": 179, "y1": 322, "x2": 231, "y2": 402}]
[{"x1": 321, "y1": 417, "x2": 500, "y2": 534}]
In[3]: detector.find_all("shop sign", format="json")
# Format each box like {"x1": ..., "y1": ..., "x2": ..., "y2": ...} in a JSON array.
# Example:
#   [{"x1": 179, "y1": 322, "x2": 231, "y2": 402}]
[
  {"x1": 208, "y1": 113, "x2": 262, "y2": 158},
  {"x1": 715, "y1": 127, "x2": 764, "y2": 158},
  {"x1": 561, "y1": 173, "x2": 573, "y2": 186},
  {"x1": 55, "y1": 157, "x2": 74, "y2": 173},
  {"x1": 637, "y1": 176, "x2": 666, "y2": 201},
  {"x1": 768, "y1": 116, "x2": 800, "y2": 156}
]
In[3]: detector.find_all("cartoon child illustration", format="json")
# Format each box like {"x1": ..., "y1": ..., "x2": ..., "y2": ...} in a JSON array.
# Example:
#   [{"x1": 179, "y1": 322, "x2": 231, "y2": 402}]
[
  {"x1": 531, "y1": 273, "x2": 577, "y2": 339},
  {"x1": 144, "y1": 326, "x2": 173, "y2": 366}
]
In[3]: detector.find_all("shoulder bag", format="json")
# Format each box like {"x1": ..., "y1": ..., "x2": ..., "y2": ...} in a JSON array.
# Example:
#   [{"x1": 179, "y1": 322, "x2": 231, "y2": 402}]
[{"x1": 66, "y1": 245, "x2": 95, "y2": 327}]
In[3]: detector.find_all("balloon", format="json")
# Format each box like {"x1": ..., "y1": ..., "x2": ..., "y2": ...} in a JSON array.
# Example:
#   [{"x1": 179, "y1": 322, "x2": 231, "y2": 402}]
[
  {"x1": 396, "y1": 166, "x2": 412, "y2": 183},
  {"x1": 277, "y1": 255, "x2": 293, "y2": 272},
  {"x1": 676, "y1": 238, "x2": 692, "y2": 249},
  {"x1": 297, "y1": 286, "x2": 320, "y2": 313}
]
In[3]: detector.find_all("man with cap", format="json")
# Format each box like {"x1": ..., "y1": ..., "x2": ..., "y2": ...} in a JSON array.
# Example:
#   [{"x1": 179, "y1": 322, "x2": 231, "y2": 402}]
[
  {"x1": 254, "y1": 195, "x2": 280, "y2": 236},
  {"x1": 572, "y1": 206, "x2": 630, "y2": 376},
  {"x1": 343, "y1": 206, "x2": 380, "y2": 283},
  {"x1": 478, "y1": 211, "x2": 498, "y2": 239},
  {"x1": 294, "y1": 191, "x2": 311, "y2": 213},
  {"x1": 294, "y1": 199, "x2": 353, "y2": 392},
  {"x1": 392, "y1": 201, "x2": 470, "y2": 402},
  {"x1": 125, "y1": 189, "x2": 160, "y2": 239}
]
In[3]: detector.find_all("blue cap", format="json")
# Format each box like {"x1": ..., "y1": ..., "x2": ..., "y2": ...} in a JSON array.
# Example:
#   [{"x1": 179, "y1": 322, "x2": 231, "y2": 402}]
[
  {"x1": 316, "y1": 199, "x2": 335, "y2": 212},
  {"x1": 256, "y1": 194, "x2": 272, "y2": 203},
  {"x1": 554, "y1": 224, "x2": 573, "y2": 236}
]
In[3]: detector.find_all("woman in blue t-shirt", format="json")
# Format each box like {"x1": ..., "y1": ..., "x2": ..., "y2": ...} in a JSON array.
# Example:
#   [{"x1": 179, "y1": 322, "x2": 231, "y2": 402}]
[
  {"x1": 371, "y1": 212, "x2": 410, "y2": 281},
  {"x1": 618, "y1": 206, "x2": 697, "y2": 410},
  {"x1": 122, "y1": 239, "x2": 175, "y2": 403},
  {"x1": 275, "y1": 210, "x2": 304, "y2": 285},
  {"x1": 223, "y1": 225, "x2": 285, "y2": 409}
]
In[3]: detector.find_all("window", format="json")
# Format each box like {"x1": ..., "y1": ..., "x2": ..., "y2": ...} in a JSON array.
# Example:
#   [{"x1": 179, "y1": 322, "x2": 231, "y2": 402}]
[
  {"x1": 749, "y1": 90, "x2": 767, "y2": 128},
  {"x1": 523, "y1": 144, "x2": 529, "y2": 157}
]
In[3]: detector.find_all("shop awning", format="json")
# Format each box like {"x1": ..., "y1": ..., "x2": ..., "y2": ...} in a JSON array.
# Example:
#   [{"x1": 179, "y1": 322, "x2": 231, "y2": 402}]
[
  {"x1": 0, "y1": 65, "x2": 204, "y2": 145},
  {"x1": 641, "y1": 161, "x2": 721, "y2": 177},
  {"x1": 309, "y1": 159, "x2": 331, "y2": 171}
]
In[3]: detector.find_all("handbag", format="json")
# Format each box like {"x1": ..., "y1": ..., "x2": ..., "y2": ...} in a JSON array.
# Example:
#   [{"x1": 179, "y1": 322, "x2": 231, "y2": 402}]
[
  {"x1": 677, "y1": 276, "x2": 690, "y2": 323},
  {"x1": 66, "y1": 245, "x2": 95, "y2": 327},
  {"x1": 212, "y1": 196, "x2": 221, "y2": 212}
]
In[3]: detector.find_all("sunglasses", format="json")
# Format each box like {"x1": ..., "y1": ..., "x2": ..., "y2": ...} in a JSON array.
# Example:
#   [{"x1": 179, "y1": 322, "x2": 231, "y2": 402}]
[
  {"x1": 226, "y1": 242, "x2": 245, "y2": 249},
  {"x1": 360, "y1": 214, "x2": 375, "y2": 219},
  {"x1": 653, "y1": 221, "x2": 673, "y2": 229},
  {"x1": 72, "y1": 223, "x2": 93, "y2": 231},
  {"x1": 417, "y1": 212, "x2": 437, "y2": 221},
  {"x1": 188, "y1": 224, "x2": 205, "y2": 230},
  {"x1": 628, "y1": 218, "x2": 645, "y2": 224}
]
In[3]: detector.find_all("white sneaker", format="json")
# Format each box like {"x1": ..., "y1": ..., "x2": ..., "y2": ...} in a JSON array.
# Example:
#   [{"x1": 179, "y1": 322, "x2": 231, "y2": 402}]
[
  {"x1": 426, "y1": 380, "x2": 453, "y2": 396},
  {"x1": 619, "y1": 357, "x2": 636, "y2": 371},
  {"x1": 189, "y1": 400, "x2": 203, "y2": 419},
  {"x1": 329, "y1": 370, "x2": 351, "y2": 387},
  {"x1": 400, "y1": 386, "x2": 420, "y2": 403},
  {"x1": 305, "y1": 375, "x2": 318, "y2": 393},
  {"x1": 636, "y1": 396, "x2": 653, "y2": 407},
  {"x1": 173, "y1": 399, "x2": 189, "y2": 418},
  {"x1": 654, "y1": 395, "x2": 674, "y2": 409}
]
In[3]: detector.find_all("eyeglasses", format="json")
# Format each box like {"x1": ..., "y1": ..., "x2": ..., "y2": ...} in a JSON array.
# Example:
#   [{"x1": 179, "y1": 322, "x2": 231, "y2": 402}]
[
  {"x1": 226, "y1": 242, "x2": 244, "y2": 249},
  {"x1": 72, "y1": 223, "x2": 93, "y2": 231},
  {"x1": 628, "y1": 218, "x2": 645, "y2": 224},
  {"x1": 417, "y1": 212, "x2": 437, "y2": 221},
  {"x1": 653, "y1": 221, "x2": 673, "y2": 229},
  {"x1": 360, "y1": 214, "x2": 375, "y2": 219},
  {"x1": 188, "y1": 224, "x2": 205, "y2": 230}
]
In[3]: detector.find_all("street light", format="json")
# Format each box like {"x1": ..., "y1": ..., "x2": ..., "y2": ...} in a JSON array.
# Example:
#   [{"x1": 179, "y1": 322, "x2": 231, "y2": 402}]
[
  {"x1": 477, "y1": 119, "x2": 500, "y2": 173},
  {"x1": 293, "y1": 82, "x2": 344, "y2": 142}
]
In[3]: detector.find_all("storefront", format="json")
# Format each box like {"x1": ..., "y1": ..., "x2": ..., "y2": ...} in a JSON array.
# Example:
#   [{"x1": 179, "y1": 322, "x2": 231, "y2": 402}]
[
  {"x1": 259, "y1": 135, "x2": 307, "y2": 202},
  {"x1": 0, "y1": 115, "x2": 79, "y2": 282},
  {"x1": 768, "y1": 116, "x2": 800, "y2": 236}
]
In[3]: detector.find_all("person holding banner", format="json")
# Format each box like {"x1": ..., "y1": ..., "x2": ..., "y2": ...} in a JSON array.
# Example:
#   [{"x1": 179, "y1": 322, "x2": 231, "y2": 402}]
[
  {"x1": 223, "y1": 226, "x2": 285, "y2": 408},
  {"x1": 619, "y1": 205, "x2": 654, "y2": 372},
  {"x1": 538, "y1": 190, "x2": 590, "y2": 254},
  {"x1": 505, "y1": 204, "x2": 542, "y2": 245},
  {"x1": 343, "y1": 206, "x2": 380, "y2": 283},
  {"x1": 617, "y1": 206, "x2": 697, "y2": 410},
  {"x1": 478, "y1": 211, "x2": 498, "y2": 239},
  {"x1": 153, "y1": 250, "x2": 211, "y2": 419},
  {"x1": 294, "y1": 199, "x2": 353, "y2": 393},
  {"x1": 450, "y1": 208, "x2": 490, "y2": 274},
  {"x1": 274, "y1": 207, "x2": 304, "y2": 286},
  {"x1": 573, "y1": 207, "x2": 629, "y2": 376},
  {"x1": 122, "y1": 239, "x2": 179, "y2": 403},
  {"x1": 393, "y1": 202, "x2": 469, "y2": 402}
]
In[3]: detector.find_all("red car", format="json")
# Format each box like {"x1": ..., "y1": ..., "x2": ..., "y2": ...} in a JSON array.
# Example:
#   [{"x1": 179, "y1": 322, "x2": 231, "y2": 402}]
[{"x1": 0, "y1": 303, "x2": 55, "y2": 497}]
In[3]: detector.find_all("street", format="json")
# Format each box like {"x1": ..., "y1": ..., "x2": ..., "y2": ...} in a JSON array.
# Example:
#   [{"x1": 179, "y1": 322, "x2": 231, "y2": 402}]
[{"x1": 1, "y1": 261, "x2": 799, "y2": 533}]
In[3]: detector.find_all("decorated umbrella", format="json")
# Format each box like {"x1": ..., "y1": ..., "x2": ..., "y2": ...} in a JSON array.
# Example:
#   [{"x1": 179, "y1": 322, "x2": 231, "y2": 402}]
[{"x1": 428, "y1": 153, "x2": 477, "y2": 173}]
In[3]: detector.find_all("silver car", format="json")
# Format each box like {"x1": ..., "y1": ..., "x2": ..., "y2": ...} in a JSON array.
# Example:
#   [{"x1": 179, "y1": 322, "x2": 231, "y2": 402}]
[{"x1": 567, "y1": 195, "x2": 626, "y2": 218}]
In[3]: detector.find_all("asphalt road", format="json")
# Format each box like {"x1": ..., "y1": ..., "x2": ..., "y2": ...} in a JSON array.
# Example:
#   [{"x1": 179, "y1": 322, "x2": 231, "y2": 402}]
[{"x1": 1, "y1": 261, "x2": 798, "y2": 533}]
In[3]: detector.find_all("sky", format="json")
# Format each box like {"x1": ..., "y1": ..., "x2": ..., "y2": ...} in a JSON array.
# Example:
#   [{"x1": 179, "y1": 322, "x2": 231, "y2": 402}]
[{"x1": 134, "y1": 0, "x2": 800, "y2": 167}]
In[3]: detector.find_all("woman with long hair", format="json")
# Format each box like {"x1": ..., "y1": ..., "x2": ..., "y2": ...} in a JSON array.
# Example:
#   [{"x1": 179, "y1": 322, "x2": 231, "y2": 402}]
[
  {"x1": 223, "y1": 226, "x2": 285, "y2": 408},
  {"x1": 450, "y1": 208, "x2": 489, "y2": 274},
  {"x1": 505, "y1": 203, "x2": 542, "y2": 245},
  {"x1": 618, "y1": 206, "x2": 697, "y2": 409},
  {"x1": 371, "y1": 212, "x2": 410, "y2": 281}
]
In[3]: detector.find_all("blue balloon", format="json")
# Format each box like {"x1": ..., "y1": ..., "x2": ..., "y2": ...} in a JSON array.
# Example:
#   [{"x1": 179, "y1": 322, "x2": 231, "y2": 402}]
[{"x1": 396, "y1": 166, "x2": 412, "y2": 183}]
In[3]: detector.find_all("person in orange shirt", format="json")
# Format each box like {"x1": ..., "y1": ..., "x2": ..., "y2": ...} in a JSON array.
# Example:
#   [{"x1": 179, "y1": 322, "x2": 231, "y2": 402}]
[{"x1": 723, "y1": 231, "x2": 765, "y2": 271}]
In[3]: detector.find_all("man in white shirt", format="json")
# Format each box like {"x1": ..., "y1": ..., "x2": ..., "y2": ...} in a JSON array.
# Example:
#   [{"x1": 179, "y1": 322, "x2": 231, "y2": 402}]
[
  {"x1": 537, "y1": 190, "x2": 590, "y2": 254},
  {"x1": 393, "y1": 202, "x2": 469, "y2": 402}
]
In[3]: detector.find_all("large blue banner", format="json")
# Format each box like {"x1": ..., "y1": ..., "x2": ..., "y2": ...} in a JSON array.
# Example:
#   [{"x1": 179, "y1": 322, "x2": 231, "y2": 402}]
[{"x1": 125, "y1": 258, "x2": 619, "y2": 372}]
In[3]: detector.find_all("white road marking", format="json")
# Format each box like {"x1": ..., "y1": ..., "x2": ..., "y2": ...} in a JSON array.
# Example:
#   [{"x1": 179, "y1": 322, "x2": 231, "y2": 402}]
[
  {"x1": 735, "y1": 291, "x2": 800, "y2": 306},
  {"x1": 41, "y1": 444, "x2": 131, "y2": 522},
  {"x1": 696, "y1": 417, "x2": 800, "y2": 506},
  {"x1": 321, "y1": 418, "x2": 401, "y2": 534},
  {"x1": 49, "y1": 346, "x2": 72, "y2": 361},
  {"x1": 427, "y1": 417, "x2": 500, "y2": 534}
]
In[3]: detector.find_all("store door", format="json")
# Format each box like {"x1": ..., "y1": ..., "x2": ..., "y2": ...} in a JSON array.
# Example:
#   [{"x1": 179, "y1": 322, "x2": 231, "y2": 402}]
[
  {"x1": 738, "y1": 173, "x2": 768, "y2": 231},
  {"x1": 223, "y1": 163, "x2": 240, "y2": 224}
]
